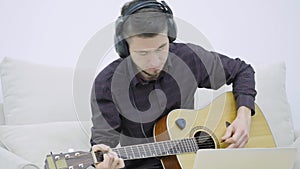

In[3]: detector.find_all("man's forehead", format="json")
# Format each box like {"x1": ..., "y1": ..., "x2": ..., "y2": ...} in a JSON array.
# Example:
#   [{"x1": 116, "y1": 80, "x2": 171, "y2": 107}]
[{"x1": 128, "y1": 34, "x2": 169, "y2": 49}]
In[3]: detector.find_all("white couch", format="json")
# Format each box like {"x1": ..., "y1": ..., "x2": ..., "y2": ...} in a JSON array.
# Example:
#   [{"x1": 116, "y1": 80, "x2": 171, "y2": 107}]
[{"x1": 0, "y1": 57, "x2": 299, "y2": 169}]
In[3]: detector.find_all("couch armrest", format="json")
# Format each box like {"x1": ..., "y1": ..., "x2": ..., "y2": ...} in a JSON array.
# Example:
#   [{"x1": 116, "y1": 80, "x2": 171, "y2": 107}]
[
  {"x1": 291, "y1": 136, "x2": 300, "y2": 169},
  {"x1": 0, "y1": 147, "x2": 39, "y2": 169}
]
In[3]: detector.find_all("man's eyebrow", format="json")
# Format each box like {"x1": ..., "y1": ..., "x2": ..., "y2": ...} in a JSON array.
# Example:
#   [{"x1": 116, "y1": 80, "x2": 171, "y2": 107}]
[
  {"x1": 134, "y1": 42, "x2": 168, "y2": 52},
  {"x1": 157, "y1": 42, "x2": 168, "y2": 49}
]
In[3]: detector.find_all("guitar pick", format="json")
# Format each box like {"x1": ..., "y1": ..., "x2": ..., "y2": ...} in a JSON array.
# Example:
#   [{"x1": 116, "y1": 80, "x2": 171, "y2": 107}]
[{"x1": 176, "y1": 118, "x2": 186, "y2": 130}]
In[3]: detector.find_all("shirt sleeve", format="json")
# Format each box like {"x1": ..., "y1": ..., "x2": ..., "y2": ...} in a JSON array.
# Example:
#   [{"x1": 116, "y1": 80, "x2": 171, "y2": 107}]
[
  {"x1": 217, "y1": 52, "x2": 257, "y2": 115},
  {"x1": 90, "y1": 78, "x2": 121, "y2": 148},
  {"x1": 186, "y1": 43, "x2": 257, "y2": 115}
]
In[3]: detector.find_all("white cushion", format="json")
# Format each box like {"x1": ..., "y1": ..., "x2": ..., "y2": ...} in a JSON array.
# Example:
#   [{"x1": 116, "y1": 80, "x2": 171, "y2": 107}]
[
  {"x1": 194, "y1": 62, "x2": 294, "y2": 147},
  {"x1": 254, "y1": 62, "x2": 294, "y2": 146},
  {"x1": 0, "y1": 140, "x2": 6, "y2": 149},
  {"x1": 0, "y1": 57, "x2": 90, "y2": 124},
  {"x1": 0, "y1": 147, "x2": 39, "y2": 169},
  {"x1": 0, "y1": 121, "x2": 92, "y2": 168}
]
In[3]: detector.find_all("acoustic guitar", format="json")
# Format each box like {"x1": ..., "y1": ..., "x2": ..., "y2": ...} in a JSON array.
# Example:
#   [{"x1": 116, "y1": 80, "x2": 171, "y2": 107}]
[{"x1": 44, "y1": 92, "x2": 275, "y2": 169}]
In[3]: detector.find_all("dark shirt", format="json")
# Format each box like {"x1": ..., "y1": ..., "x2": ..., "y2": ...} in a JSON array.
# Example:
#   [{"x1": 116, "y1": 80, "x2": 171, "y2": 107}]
[{"x1": 90, "y1": 42, "x2": 256, "y2": 169}]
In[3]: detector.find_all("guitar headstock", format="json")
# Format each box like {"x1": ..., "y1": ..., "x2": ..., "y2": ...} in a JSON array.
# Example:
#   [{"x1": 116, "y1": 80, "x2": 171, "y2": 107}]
[{"x1": 44, "y1": 151, "x2": 94, "y2": 169}]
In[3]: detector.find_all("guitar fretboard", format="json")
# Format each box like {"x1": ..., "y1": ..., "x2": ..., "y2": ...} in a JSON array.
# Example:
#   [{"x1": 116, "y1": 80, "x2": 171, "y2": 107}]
[{"x1": 111, "y1": 137, "x2": 199, "y2": 160}]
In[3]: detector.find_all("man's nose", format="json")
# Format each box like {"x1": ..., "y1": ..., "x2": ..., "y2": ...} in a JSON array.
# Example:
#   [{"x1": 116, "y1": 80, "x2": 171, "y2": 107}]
[{"x1": 149, "y1": 55, "x2": 161, "y2": 67}]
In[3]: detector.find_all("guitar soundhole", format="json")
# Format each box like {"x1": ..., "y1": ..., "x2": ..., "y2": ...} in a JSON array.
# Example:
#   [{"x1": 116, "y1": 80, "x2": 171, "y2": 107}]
[{"x1": 194, "y1": 131, "x2": 215, "y2": 149}]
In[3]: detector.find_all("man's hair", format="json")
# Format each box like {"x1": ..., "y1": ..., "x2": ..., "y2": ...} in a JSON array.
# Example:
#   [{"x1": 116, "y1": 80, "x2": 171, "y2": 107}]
[{"x1": 120, "y1": 0, "x2": 169, "y2": 38}]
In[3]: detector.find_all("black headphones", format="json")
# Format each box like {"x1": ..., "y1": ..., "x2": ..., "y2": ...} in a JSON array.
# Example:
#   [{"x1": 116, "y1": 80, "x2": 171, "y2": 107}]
[{"x1": 114, "y1": 0, "x2": 177, "y2": 58}]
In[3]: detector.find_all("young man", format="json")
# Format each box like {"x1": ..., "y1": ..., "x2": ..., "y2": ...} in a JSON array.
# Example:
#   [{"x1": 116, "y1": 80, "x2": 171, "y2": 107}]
[{"x1": 90, "y1": 0, "x2": 256, "y2": 168}]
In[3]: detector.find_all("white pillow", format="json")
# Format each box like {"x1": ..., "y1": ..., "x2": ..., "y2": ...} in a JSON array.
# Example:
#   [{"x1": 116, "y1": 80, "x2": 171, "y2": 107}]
[
  {"x1": 254, "y1": 62, "x2": 294, "y2": 147},
  {"x1": 0, "y1": 57, "x2": 90, "y2": 124},
  {"x1": 0, "y1": 121, "x2": 92, "y2": 168},
  {"x1": 194, "y1": 62, "x2": 294, "y2": 147}
]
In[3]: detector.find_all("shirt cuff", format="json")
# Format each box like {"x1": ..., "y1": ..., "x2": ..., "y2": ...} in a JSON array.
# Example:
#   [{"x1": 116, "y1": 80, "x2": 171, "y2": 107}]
[{"x1": 236, "y1": 94, "x2": 255, "y2": 116}]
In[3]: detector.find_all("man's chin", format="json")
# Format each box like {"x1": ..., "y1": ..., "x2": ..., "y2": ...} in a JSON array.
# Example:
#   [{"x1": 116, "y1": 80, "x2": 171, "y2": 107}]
[{"x1": 141, "y1": 70, "x2": 160, "y2": 79}]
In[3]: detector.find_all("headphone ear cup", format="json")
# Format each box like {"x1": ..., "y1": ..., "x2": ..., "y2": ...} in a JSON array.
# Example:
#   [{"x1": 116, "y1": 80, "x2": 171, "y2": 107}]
[
  {"x1": 114, "y1": 16, "x2": 130, "y2": 58},
  {"x1": 167, "y1": 17, "x2": 177, "y2": 42},
  {"x1": 115, "y1": 36, "x2": 129, "y2": 59}
]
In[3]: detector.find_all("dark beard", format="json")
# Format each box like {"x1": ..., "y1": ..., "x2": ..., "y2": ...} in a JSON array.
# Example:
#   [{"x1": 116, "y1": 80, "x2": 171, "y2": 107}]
[{"x1": 141, "y1": 70, "x2": 160, "y2": 80}]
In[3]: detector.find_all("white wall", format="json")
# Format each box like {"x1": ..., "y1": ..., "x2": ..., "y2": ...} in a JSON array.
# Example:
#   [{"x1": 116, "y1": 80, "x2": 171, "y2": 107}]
[{"x1": 0, "y1": 0, "x2": 299, "y2": 129}]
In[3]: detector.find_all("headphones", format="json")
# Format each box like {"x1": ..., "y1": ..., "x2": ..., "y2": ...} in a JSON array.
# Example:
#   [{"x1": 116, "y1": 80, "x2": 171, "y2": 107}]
[{"x1": 114, "y1": 0, "x2": 177, "y2": 58}]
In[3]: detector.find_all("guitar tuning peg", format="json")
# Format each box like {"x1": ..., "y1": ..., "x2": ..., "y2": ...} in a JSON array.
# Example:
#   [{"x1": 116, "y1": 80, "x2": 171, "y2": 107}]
[
  {"x1": 68, "y1": 148, "x2": 75, "y2": 152},
  {"x1": 65, "y1": 154, "x2": 70, "y2": 159},
  {"x1": 55, "y1": 156, "x2": 60, "y2": 160}
]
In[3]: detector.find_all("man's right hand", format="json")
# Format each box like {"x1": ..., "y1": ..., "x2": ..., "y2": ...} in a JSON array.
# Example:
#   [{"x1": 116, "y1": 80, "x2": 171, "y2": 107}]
[{"x1": 92, "y1": 144, "x2": 125, "y2": 169}]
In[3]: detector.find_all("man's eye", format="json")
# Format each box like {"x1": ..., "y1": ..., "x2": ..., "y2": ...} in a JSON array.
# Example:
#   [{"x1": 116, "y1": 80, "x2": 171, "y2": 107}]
[{"x1": 138, "y1": 51, "x2": 148, "y2": 56}]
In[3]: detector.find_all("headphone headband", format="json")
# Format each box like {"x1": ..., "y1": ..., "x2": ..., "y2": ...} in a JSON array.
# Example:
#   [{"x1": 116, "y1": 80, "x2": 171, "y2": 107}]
[{"x1": 123, "y1": 1, "x2": 173, "y2": 16}]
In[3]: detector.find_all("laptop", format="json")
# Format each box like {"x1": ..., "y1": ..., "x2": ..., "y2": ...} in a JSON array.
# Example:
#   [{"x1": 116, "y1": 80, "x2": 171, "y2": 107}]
[{"x1": 193, "y1": 147, "x2": 297, "y2": 169}]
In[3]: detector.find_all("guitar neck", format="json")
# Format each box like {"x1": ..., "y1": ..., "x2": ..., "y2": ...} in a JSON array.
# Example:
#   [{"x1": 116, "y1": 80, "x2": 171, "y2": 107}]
[{"x1": 46, "y1": 137, "x2": 201, "y2": 169}]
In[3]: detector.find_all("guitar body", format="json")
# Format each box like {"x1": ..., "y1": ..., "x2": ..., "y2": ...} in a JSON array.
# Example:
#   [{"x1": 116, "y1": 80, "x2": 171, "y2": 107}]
[
  {"x1": 44, "y1": 92, "x2": 276, "y2": 169},
  {"x1": 154, "y1": 92, "x2": 276, "y2": 169}
]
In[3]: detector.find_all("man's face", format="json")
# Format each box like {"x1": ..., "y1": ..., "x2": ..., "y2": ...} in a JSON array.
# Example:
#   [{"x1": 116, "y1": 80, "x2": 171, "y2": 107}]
[{"x1": 127, "y1": 33, "x2": 169, "y2": 80}]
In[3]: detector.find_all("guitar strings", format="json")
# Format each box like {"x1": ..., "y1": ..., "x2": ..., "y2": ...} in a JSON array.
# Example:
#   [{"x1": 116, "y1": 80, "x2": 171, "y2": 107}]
[
  {"x1": 111, "y1": 135, "x2": 216, "y2": 152},
  {"x1": 62, "y1": 136, "x2": 217, "y2": 165},
  {"x1": 108, "y1": 136, "x2": 216, "y2": 159}
]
